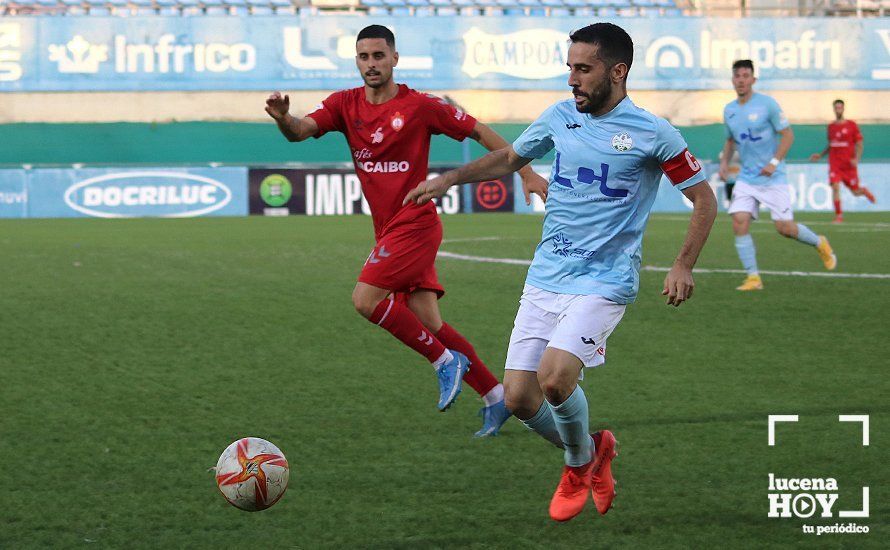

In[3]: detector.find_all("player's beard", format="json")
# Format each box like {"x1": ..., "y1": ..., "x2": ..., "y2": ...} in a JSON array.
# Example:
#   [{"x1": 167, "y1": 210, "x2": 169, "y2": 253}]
[
  {"x1": 573, "y1": 78, "x2": 612, "y2": 114},
  {"x1": 362, "y1": 69, "x2": 390, "y2": 89}
]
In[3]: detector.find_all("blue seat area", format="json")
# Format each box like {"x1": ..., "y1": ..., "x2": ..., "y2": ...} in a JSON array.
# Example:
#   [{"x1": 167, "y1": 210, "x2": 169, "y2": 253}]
[
  {"x1": 247, "y1": 0, "x2": 274, "y2": 13},
  {"x1": 7, "y1": 0, "x2": 694, "y2": 16}
]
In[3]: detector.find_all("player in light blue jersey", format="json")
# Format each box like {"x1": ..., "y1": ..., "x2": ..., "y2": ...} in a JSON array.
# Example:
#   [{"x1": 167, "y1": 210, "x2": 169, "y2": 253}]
[
  {"x1": 719, "y1": 59, "x2": 837, "y2": 291},
  {"x1": 405, "y1": 23, "x2": 717, "y2": 522}
]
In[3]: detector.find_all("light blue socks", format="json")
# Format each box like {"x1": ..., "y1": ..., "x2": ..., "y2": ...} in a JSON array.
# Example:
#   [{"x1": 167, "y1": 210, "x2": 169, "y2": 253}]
[
  {"x1": 548, "y1": 385, "x2": 593, "y2": 467},
  {"x1": 795, "y1": 223, "x2": 820, "y2": 246},
  {"x1": 735, "y1": 234, "x2": 759, "y2": 275},
  {"x1": 521, "y1": 401, "x2": 564, "y2": 449}
]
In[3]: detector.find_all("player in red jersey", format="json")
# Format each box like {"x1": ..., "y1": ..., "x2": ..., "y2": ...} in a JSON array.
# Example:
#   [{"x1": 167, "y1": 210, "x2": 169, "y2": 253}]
[
  {"x1": 809, "y1": 99, "x2": 875, "y2": 223},
  {"x1": 264, "y1": 25, "x2": 548, "y2": 436}
]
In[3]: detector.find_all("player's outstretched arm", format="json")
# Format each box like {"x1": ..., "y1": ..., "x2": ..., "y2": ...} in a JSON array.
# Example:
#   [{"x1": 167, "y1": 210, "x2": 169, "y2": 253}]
[
  {"x1": 810, "y1": 145, "x2": 829, "y2": 162},
  {"x1": 404, "y1": 147, "x2": 532, "y2": 206},
  {"x1": 264, "y1": 92, "x2": 319, "y2": 142},
  {"x1": 470, "y1": 122, "x2": 548, "y2": 204},
  {"x1": 662, "y1": 182, "x2": 718, "y2": 307}
]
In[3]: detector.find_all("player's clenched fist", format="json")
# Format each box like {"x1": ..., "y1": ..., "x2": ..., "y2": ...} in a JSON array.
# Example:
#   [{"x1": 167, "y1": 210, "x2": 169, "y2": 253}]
[
  {"x1": 403, "y1": 175, "x2": 453, "y2": 206},
  {"x1": 265, "y1": 92, "x2": 290, "y2": 121}
]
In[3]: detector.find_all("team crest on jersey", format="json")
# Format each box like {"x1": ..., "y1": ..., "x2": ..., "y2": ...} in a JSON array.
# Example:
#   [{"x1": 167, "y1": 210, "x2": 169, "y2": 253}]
[
  {"x1": 748, "y1": 113, "x2": 759, "y2": 122},
  {"x1": 390, "y1": 112, "x2": 405, "y2": 132},
  {"x1": 611, "y1": 132, "x2": 633, "y2": 152}
]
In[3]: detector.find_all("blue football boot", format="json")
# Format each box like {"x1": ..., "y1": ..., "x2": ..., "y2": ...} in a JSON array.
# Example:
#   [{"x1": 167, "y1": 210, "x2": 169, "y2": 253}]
[
  {"x1": 437, "y1": 350, "x2": 469, "y2": 411},
  {"x1": 474, "y1": 399, "x2": 512, "y2": 437}
]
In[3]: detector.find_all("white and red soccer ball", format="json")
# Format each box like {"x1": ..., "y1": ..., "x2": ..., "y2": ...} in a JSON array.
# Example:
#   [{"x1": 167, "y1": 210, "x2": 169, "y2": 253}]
[{"x1": 215, "y1": 437, "x2": 289, "y2": 511}]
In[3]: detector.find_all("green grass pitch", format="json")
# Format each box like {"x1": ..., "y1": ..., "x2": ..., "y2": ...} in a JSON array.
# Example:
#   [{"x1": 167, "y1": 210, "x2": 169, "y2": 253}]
[{"x1": 1, "y1": 212, "x2": 887, "y2": 548}]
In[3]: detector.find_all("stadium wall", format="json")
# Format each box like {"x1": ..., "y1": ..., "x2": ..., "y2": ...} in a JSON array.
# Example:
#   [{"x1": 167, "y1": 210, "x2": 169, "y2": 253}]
[
  {"x1": 2, "y1": 89, "x2": 889, "y2": 125},
  {"x1": 1, "y1": 122, "x2": 889, "y2": 165}
]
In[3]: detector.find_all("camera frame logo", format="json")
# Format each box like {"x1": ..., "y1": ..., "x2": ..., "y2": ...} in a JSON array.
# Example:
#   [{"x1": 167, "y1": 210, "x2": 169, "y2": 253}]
[
  {"x1": 260, "y1": 174, "x2": 293, "y2": 207},
  {"x1": 767, "y1": 414, "x2": 870, "y2": 536}
]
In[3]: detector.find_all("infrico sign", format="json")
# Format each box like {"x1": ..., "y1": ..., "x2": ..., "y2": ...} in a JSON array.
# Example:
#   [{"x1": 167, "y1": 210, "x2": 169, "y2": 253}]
[{"x1": 0, "y1": 16, "x2": 887, "y2": 91}]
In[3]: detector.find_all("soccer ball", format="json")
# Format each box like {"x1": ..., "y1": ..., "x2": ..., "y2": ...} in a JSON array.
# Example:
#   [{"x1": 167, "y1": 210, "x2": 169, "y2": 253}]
[{"x1": 215, "y1": 437, "x2": 289, "y2": 511}]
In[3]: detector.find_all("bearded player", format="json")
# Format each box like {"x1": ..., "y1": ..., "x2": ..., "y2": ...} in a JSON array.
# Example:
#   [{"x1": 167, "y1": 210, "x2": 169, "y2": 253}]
[
  {"x1": 809, "y1": 99, "x2": 876, "y2": 223},
  {"x1": 264, "y1": 25, "x2": 548, "y2": 437},
  {"x1": 406, "y1": 23, "x2": 717, "y2": 521}
]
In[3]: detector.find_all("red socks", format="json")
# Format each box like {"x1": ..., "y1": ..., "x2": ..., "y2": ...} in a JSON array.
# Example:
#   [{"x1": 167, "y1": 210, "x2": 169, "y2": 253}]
[
  {"x1": 435, "y1": 323, "x2": 499, "y2": 396},
  {"x1": 369, "y1": 299, "x2": 446, "y2": 363},
  {"x1": 834, "y1": 199, "x2": 842, "y2": 216},
  {"x1": 366, "y1": 303, "x2": 501, "y2": 398}
]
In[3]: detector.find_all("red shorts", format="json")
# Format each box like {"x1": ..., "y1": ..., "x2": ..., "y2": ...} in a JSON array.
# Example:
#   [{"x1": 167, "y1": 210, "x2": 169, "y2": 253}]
[
  {"x1": 829, "y1": 165, "x2": 860, "y2": 190},
  {"x1": 358, "y1": 218, "x2": 445, "y2": 298}
]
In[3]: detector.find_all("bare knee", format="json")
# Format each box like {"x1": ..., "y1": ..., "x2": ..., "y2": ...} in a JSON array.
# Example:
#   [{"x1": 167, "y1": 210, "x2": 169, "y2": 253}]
[
  {"x1": 504, "y1": 379, "x2": 541, "y2": 419},
  {"x1": 538, "y1": 370, "x2": 574, "y2": 405},
  {"x1": 352, "y1": 288, "x2": 384, "y2": 319},
  {"x1": 731, "y1": 214, "x2": 751, "y2": 236},
  {"x1": 775, "y1": 221, "x2": 797, "y2": 238}
]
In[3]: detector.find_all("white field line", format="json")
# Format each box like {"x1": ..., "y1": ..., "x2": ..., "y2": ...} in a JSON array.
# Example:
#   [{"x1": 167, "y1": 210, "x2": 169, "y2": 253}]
[
  {"x1": 441, "y1": 236, "x2": 504, "y2": 243},
  {"x1": 639, "y1": 265, "x2": 890, "y2": 280},
  {"x1": 651, "y1": 215, "x2": 890, "y2": 229},
  {"x1": 438, "y1": 250, "x2": 531, "y2": 266},
  {"x1": 437, "y1": 251, "x2": 890, "y2": 280},
  {"x1": 743, "y1": 227, "x2": 890, "y2": 233}
]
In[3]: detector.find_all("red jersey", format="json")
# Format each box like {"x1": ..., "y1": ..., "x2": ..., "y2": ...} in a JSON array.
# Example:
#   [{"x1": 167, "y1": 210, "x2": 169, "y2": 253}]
[
  {"x1": 307, "y1": 84, "x2": 477, "y2": 238},
  {"x1": 827, "y1": 119, "x2": 862, "y2": 168}
]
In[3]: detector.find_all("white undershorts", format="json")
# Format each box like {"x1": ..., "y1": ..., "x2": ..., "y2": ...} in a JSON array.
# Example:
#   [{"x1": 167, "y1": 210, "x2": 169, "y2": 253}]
[
  {"x1": 728, "y1": 181, "x2": 794, "y2": 221},
  {"x1": 505, "y1": 284, "x2": 626, "y2": 373}
]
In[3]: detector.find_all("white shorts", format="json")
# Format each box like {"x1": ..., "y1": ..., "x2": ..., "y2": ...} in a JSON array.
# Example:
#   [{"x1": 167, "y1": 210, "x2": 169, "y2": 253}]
[
  {"x1": 505, "y1": 284, "x2": 626, "y2": 373},
  {"x1": 728, "y1": 181, "x2": 794, "y2": 221}
]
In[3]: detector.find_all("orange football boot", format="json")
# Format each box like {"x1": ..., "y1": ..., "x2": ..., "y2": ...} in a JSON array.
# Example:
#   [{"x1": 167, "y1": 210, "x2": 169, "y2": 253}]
[
  {"x1": 590, "y1": 430, "x2": 618, "y2": 515},
  {"x1": 549, "y1": 460, "x2": 594, "y2": 522}
]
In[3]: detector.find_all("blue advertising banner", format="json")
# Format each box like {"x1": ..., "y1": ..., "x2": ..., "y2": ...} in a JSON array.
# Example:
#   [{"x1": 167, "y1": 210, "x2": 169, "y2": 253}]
[
  {"x1": 0, "y1": 167, "x2": 248, "y2": 218},
  {"x1": 516, "y1": 163, "x2": 889, "y2": 214},
  {"x1": 0, "y1": 17, "x2": 888, "y2": 91},
  {"x1": 0, "y1": 169, "x2": 27, "y2": 218}
]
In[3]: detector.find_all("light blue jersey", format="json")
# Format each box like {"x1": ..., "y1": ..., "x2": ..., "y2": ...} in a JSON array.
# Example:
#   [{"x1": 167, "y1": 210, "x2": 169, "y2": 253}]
[
  {"x1": 512, "y1": 96, "x2": 706, "y2": 304},
  {"x1": 723, "y1": 92, "x2": 790, "y2": 186}
]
